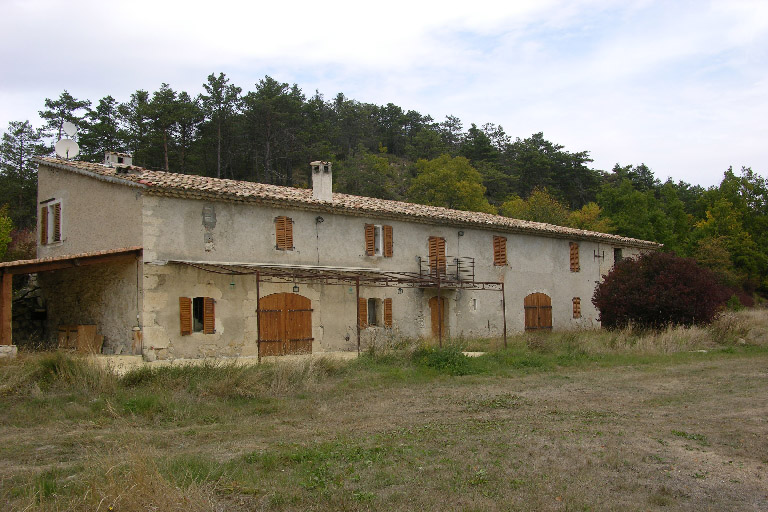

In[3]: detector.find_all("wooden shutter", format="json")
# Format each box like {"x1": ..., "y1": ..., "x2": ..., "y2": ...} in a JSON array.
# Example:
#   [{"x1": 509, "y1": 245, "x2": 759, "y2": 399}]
[
  {"x1": 364, "y1": 224, "x2": 375, "y2": 256},
  {"x1": 383, "y1": 298, "x2": 393, "y2": 328},
  {"x1": 52, "y1": 203, "x2": 61, "y2": 242},
  {"x1": 275, "y1": 216, "x2": 293, "y2": 250},
  {"x1": 569, "y1": 242, "x2": 580, "y2": 272},
  {"x1": 428, "y1": 237, "x2": 446, "y2": 274},
  {"x1": 203, "y1": 297, "x2": 215, "y2": 334},
  {"x1": 493, "y1": 236, "x2": 507, "y2": 266},
  {"x1": 179, "y1": 297, "x2": 192, "y2": 336},
  {"x1": 572, "y1": 297, "x2": 581, "y2": 319},
  {"x1": 358, "y1": 297, "x2": 367, "y2": 328},
  {"x1": 40, "y1": 206, "x2": 48, "y2": 245},
  {"x1": 383, "y1": 225, "x2": 393, "y2": 257}
]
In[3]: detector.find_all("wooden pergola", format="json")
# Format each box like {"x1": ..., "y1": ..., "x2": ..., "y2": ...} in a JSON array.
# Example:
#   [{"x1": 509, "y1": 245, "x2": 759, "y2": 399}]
[
  {"x1": 166, "y1": 259, "x2": 508, "y2": 357},
  {"x1": 0, "y1": 247, "x2": 143, "y2": 346}
]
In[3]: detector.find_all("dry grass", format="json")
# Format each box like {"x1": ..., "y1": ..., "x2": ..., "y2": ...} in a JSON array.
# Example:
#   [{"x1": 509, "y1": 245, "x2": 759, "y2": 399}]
[{"x1": 1, "y1": 308, "x2": 767, "y2": 511}]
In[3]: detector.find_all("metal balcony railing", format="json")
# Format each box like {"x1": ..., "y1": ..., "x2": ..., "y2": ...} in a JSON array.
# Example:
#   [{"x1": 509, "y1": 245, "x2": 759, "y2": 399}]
[{"x1": 417, "y1": 255, "x2": 475, "y2": 285}]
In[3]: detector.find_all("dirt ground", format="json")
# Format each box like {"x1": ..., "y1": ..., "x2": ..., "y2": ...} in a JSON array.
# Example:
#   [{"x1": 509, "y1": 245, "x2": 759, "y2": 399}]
[{"x1": 2, "y1": 351, "x2": 768, "y2": 511}]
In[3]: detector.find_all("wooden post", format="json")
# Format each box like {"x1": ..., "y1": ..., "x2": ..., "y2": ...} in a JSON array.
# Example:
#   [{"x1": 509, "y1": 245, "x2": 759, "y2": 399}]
[
  {"x1": 501, "y1": 281, "x2": 508, "y2": 349},
  {"x1": 355, "y1": 277, "x2": 361, "y2": 355},
  {"x1": 437, "y1": 276, "x2": 442, "y2": 348},
  {"x1": 0, "y1": 272, "x2": 11, "y2": 346},
  {"x1": 256, "y1": 271, "x2": 261, "y2": 363}
]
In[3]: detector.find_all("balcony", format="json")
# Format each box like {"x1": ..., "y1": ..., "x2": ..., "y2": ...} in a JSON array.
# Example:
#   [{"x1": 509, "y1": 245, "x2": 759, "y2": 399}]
[{"x1": 417, "y1": 255, "x2": 475, "y2": 286}]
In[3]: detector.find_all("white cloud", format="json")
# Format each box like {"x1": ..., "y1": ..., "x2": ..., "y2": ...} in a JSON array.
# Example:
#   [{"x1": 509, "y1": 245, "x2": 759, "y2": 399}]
[{"x1": 1, "y1": 0, "x2": 766, "y2": 186}]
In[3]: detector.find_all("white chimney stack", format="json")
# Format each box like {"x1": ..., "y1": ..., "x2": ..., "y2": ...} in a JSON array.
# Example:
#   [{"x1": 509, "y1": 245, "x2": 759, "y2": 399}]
[
  {"x1": 104, "y1": 151, "x2": 133, "y2": 167},
  {"x1": 310, "y1": 161, "x2": 332, "y2": 202}
]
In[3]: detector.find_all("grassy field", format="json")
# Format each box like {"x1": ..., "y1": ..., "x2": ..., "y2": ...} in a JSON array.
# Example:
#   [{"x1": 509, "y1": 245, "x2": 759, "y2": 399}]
[{"x1": 1, "y1": 310, "x2": 767, "y2": 511}]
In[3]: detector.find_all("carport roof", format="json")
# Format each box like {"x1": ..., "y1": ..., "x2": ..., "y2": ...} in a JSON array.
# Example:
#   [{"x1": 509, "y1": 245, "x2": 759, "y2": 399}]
[{"x1": 0, "y1": 247, "x2": 143, "y2": 275}]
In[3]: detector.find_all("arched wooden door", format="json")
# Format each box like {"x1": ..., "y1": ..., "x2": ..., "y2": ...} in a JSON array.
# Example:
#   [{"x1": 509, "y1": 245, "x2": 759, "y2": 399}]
[
  {"x1": 429, "y1": 296, "x2": 447, "y2": 338},
  {"x1": 258, "y1": 293, "x2": 313, "y2": 356},
  {"x1": 524, "y1": 293, "x2": 552, "y2": 331}
]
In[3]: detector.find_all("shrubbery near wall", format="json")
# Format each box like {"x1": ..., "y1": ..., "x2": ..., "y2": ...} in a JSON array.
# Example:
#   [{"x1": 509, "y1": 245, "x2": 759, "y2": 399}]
[{"x1": 593, "y1": 252, "x2": 731, "y2": 329}]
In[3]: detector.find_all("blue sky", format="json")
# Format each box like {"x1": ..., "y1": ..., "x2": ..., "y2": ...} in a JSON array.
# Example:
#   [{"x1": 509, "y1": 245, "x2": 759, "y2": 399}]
[{"x1": 1, "y1": 0, "x2": 766, "y2": 187}]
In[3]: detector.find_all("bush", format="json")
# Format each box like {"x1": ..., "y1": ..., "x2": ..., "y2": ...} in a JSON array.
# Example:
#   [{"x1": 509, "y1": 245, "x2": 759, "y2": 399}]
[{"x1": 593, "y1": 252, "x2": 731, "y2": 329}]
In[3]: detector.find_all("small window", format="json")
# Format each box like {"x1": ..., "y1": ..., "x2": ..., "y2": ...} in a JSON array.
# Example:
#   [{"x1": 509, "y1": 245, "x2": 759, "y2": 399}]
[
  {"x1": 493, "y1": 236, "x2": 507, "y2": 266},
  {"x1": 275, "y1": 216, "x2": 293, "y2": 250},
  {"x1": 573, "y1": 297, "x2": 581, "y2": 319},
  {"x1": 40, "y1": 201, "x2": 62, "y2": 245},
  {"x1": 365, "y1": 224, "x2": 393, "y2": 257},
  {"x1": 180, "y1": 296, "x2": 215, "y2": 335},
  {"x1": 367, "y1": 298, "x2": 378, "y2": 326},
  {"x1": 614, "y1": 248, "x2": 623, "y2": 264},
  {"x1": 569, "y1": 242, "x2": 580, "y2": 272}
]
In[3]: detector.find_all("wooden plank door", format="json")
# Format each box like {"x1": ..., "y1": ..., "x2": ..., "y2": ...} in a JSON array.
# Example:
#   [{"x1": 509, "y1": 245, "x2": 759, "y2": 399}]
[
  {"x1": 258, "y1": 292, "x2": 314, "y2": 356},
  {"x1": 429, "y1": 296, "x2": 447, "y2": 338},
  {"x1": 524, "y1": 293, "x2": 552, "y2": 331}
]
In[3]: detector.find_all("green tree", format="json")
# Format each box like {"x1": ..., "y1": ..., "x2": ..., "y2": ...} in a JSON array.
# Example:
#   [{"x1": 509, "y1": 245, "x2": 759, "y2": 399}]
[
  {"x1": 199, "y1": 73, "x2": 242, "y2": 178},
  {"x1": 334, "y1": 146, "x2": 402, "y2": 199},
  {"x1": 0, "y1": 205, "x2": 12, "y2": 261},
  {"x1": 118, "y1": 90, "x2": 152, "y2": 166},
  {"x1": 175, "y1": 91, "x2": 203, "y2": 173},
  {"x1": 408, "y1": 155, "x2": 496, "y2": 213},
  {"x1": 79, "y1": 95, "x2": 125, "y2": 162},
  {"x1": 148, "y1": 83, "x2": 180, "y2": 171},
  {"x1": 0, "y1": 121, "x2": 47, "y2": 228},
  {"x1": 500, "y1": 188, "x2": 570, "y2": 226},
  {"x1": 38, "y1": 90, "x2": 91, "y2": 143},
  {"x1": 568, "y1": 202, "x2": 615, "y2": 232}
]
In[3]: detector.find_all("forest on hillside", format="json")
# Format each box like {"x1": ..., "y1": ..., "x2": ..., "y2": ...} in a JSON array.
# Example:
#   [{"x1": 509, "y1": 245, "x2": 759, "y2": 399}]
[{"x1": 0, "y1": 73, "x2": 766, "y2": 300}]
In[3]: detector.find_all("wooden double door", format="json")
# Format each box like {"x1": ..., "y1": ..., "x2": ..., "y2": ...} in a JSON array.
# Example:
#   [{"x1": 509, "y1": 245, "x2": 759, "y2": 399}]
[
  {"x1": 258, "y1": 293, "x2": 313, "y2": 356},
  {"x1": 524, "y1": 293, "x2": 552, "y2": 331}
]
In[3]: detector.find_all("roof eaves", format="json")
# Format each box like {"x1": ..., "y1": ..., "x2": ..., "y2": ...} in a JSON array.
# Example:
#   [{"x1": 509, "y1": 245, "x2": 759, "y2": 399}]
[{"x1": 34, "y1": 157, "x2": 148, "y2": 190}]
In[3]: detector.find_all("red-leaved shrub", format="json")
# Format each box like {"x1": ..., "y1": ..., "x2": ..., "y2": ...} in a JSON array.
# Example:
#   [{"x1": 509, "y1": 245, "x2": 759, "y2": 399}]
[{"x1": 593, "y1": 252, "x2": 731, "y2": 329}]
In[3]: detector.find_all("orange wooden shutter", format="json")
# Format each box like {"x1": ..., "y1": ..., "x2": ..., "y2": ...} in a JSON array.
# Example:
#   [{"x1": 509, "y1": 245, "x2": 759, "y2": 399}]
[
  {"x1": 52, "y1": 203, "x2": 61, "y2": 242},
  {"x1": 383, "y1": 225, "x2": 393, "y2": 257},
  {"x1": 569, "y1": 242, "x2": 580, "y2": 272},
  {"x1": 428, "y1": 237, "x2": 446, "y2": 273},
  {"x1": 493, "y1": 236, "x2": 507, "y2": 266},
  {"x1": 179, "y1": 297, "x2": 192, "y2": 336},
  {"x1": 203, "y1": 297, "x2": 215, "y2": 334},
  {"x1": 40, "y1": 206, "x2": 48, "y2": 245},
  {"x1": 364, "y1": 224, "x2": 375, "y2": 256},
  {"x1": 358, "y1": 298, "x2": 367, "y2": 328},
  {"x1": 383, "y1": 298, "x2": 393, "y2": 328},
  {"x1": 572, "y1": 297, "x2": 581, "y2": 319},
  {"x1": 275, "y1": 216, "x2": 293, "y2": 250}
]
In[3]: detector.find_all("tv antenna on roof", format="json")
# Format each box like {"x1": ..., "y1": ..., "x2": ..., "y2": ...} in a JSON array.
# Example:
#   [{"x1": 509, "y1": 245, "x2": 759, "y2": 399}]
[{"x1": 55, "y1": 121, "x2": 80, "y2": 160}]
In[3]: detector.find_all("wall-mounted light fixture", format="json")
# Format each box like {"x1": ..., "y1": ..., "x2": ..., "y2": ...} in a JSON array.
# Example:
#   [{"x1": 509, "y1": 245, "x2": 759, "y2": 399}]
[
  {"x1": 397, "y1": 288, "x2": 404, "y2": 294},
  {"x1": 230, "y1": 279, "x2": 236, "y2": 289},
  {"x1": 458, "y1": 230, "x2": 464, "y2": 237},
  {"x1": 315, "y1": 216, "x2": 324, "y2": 223},
  {"x1": 293, "y1": 284, "x2": 300, "y2": 293}
]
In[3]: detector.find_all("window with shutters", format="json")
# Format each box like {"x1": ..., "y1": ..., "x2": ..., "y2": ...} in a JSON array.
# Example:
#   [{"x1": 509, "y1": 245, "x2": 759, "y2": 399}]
[
  {"x1": 364, "y1": 224, "x2": 393, "y2": 257},
  {"x1": 275, "y1": 216, "x2": 293, "y2": 250},
  {"x1": 180, "y1": 296, "x2": 215, "y2": 335},
  {"x1": 367, "y1": 298, "x2": 379, "y2": 326},
  {"x1": 428, "y1": 236, "x2": 446, "y2": 274},
  {"x1": 569, "y1": 242, "x2": 580, "y2": 272},
  {"x1": 493, "y1": 236, "x2": 507, "y2": 266},
  {"x1": 384, "y1": 298, "x2": 393, "y2": 328},
  {"x1": 40, "y1": 200, "x2": 62, "y2": 245},
  {"x1": 572, "y1": 297, "x2": 581, "y2": 319}
]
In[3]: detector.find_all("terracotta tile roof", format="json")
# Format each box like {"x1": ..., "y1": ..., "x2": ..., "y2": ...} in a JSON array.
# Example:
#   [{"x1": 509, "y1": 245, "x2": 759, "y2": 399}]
[{"x1": 34, "y1": 157, "x2": 660, "y2": 248}]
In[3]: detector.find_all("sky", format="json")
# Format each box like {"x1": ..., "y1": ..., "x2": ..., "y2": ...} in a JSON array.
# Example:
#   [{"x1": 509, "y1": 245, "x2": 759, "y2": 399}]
[{"x1": 1, "y1": 0, "x2": 767, "y2": 188}]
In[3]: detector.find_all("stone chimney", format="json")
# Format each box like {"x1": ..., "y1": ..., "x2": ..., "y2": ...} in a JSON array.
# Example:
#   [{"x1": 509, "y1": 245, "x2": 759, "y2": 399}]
[
  {"x1": 311, "y1": 161, "x2": 332, "y2": 201},
  {"x1": 104, "y1": 151, "x2": 133, "y2": 167}
]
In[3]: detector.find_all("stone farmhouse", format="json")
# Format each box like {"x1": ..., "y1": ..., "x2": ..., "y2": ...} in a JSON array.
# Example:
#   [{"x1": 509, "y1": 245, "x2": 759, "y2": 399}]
[{"x1": 0, "y1": 153, "x2": 658, "y2": 359}]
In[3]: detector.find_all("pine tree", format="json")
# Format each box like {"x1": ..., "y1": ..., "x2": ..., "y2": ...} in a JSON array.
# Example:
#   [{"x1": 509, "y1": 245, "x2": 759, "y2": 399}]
[{"x1": 0, "y1": 121, "x2": 47, "y2": 227}]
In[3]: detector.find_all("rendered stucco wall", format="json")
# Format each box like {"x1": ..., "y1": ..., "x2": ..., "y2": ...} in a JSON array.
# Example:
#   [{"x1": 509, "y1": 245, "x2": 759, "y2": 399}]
[
  {"x1": 37, "y1": 165, "x2": 143, "y2": 258},
  {"x1": 139, "y1": 194, "x2": 646, "y2": 357}
]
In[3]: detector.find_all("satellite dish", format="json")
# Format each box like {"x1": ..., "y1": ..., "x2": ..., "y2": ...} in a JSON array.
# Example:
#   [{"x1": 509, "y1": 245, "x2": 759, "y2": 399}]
[
  {"x1": 62, "y1": 121, "x2": 77, "y2": 138},
  {"x1": 55, "y1": 139, "x2": 80, "y2": 159}
]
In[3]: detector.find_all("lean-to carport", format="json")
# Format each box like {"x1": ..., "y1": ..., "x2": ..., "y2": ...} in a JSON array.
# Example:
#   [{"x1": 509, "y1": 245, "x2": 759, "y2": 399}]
[
  {"x1": 0, "y1": 247, "x2": 143, "y2": 348},
  {"x1": 164, "y1": 259, "x2": 507, "y2": 359}
]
